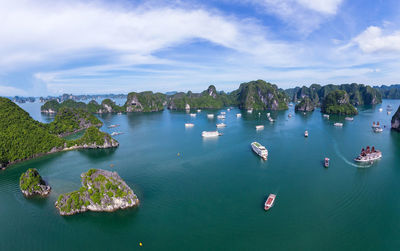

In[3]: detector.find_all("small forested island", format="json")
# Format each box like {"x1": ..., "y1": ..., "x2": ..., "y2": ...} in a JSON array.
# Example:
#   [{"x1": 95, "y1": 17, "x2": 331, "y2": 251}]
[
  {"x1": 0, "y1": 97, "x2": 118, "y2": 168},
  {"x1": 295, "y1": 97, "x2": 315, "y2": 112},
  {"x1": 55, "y1": 169, "x2": 139, "y2": 216},
  {"x1": 321, "y1": 90, "x2": 358, "y2": 115},
  {"x1": 231, "y1": 80, "x2": 289, "y2": 110},
  {"x1": 374, "y1": 84, "x2": 400, "y2": 99},
  {"x1": 125, "y1": 91, "x2": 166, "y2": 112},
  {"x1": 167, "y1": 85, "x2": 234, "y2": 110},
  {"x1": 19, "y1": 168, "x2": 51, "y2": 197},
  {"x1": 392, "y1": 105, "x2": 400, "y2": 132}
]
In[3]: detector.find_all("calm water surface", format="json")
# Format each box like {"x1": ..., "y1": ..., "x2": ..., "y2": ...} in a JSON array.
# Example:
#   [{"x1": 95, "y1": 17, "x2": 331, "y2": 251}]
[{"x1": 2, "y1": 100, "x2": 400, "y2": 250}]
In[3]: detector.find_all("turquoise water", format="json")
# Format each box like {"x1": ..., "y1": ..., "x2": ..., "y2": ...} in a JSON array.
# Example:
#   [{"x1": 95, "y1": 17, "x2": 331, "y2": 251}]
[{"x1": 1, "y1": 100, "x2": 400, "y2": 250}]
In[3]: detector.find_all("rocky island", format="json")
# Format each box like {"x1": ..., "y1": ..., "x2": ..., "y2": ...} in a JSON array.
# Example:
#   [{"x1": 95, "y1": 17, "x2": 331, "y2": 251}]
[
  {"x1": 295, "y1": 97, "x2": 315, "y2": 112},
  {"x1": 19, "y1": 168, "x2": 51, "y2": 197},
  {"x1": 55, "y1": 169, "x2": 139, "y2": 215},
  {"x1": 231, "y1": 80, "x2": 289, "y2": 110},
  {"x1": 392, "y1": 105, "x2": 400, "y2": 132},
  {"x1": 321, "y1": 90, "x2": 358, "y2": 115},
  {"x1": 167, "y1": 85, "x2": 234, "y2": 110},
  {"x1": 0, "y1": 97, "x2": 118, "y2": 168}
]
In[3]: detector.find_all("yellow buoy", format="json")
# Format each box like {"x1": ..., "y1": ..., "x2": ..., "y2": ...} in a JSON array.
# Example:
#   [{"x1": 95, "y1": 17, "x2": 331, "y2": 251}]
[{"x1": 139, "y1": 242, "x2": 143, "y2": 247}]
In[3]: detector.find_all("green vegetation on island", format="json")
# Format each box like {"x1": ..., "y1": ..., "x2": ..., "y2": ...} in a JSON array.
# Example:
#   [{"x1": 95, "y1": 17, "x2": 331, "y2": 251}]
[
  {"x1": 19, "y1": 168, "x2": 51, "y2": 197},
  {"x1": 286, "y1": 83, "x2": 382, "y2": 108},
  {"x1": 66, "y1": 126, "x2": 119, "y2": 148},
  {"x1": 168, "y1": 85, "x2": 235, "y2": 110},
  {"x1": 0, "y1": 97, "x2": 118, "y2": 168},
  {"x1": 55, "y1": 169, "x2": 139, "y2": 215},
  {"x1": 125, "y1": 91, "x2": 166, "y2": 112},
  {"x1": 231, "y1": 80, "x2": 288, "y2": 110},
  {"x1": 374, "y1": 85, "x2": 400, "y2": 99},
  {"x1": 45, "y1": 108, "x2": 102, "y2": 136},
  {"x1": 321, "y1": 90, "x2": 358, "y2": 115},
  {"x1": 391, "y1": 105, "x2": 400, "y2": 132},
  {"x1": 295, "y1": 97, "x2": 315, "y2": 112}
]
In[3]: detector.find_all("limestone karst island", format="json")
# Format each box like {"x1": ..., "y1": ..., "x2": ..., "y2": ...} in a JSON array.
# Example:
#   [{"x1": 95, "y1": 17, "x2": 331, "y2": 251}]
[{"x1": 2, "y1": 0, "x2": 400, "y2": 250}]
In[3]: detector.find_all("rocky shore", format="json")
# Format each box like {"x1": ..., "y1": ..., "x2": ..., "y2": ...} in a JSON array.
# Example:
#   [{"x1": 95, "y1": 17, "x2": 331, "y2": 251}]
[
  {"x1": 19, "y1": 168, "x2": 51, "y2": 197},
  {"x1": 55, "y1": 169, "x2": 139, "y2": 216},
  {"x1": 392, "y1": 105, "x2": 400, "y2": 132}
]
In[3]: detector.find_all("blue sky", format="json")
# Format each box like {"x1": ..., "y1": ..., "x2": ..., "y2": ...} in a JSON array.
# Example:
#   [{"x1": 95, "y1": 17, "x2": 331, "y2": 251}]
[{"x1": 1, "y1": 0, "x2": 400, "y2": 96}]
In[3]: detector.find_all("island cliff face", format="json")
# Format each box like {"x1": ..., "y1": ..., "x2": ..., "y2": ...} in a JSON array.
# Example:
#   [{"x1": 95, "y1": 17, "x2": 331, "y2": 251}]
[
  {"x1": 321, "y1": 90, "x2": 358, "y2": 115},
  {"x1": 392, "y1": 105, "x2": 400, "y2": 132},
  {"x1": 232, "y1": 80, "x2": 288, "y2": 110},
  {"x1": 0, "y1": 98, "x2": 118, "y2": 168},
  {"x1": 295, "y1": 97, "x2": 315, "y2": 112},
  {"x1": 55, "y1": 169, "x2": 139, "y2": 216},
  {"x1": 125, "y1": 92, "x2": 166, "y2": 112},
  {"x1": 167, "y1": 85, "x2": 234, "y2": 110},
  {"x1": 20, "y1": 168, "x2": 51, "y2": 197},
  {"x1": 286, "y1": 83, "x2": 382, "y2": 109}
]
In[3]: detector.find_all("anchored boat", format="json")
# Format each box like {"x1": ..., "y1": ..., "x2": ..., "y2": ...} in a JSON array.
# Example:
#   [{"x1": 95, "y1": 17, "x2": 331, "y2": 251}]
[
  {"x1": 334, "y1": 123, "x2": 343, "y2": 127},
  {"x1": 255, "y1": 125, "x2": 264, "y2": 130},
  {"x1": 264, "y1": 194, "x2": 276, "y2": 211},
  {"x1": 108, "y1": 124, "x2": 120, "y2": 128},
  {"x1": 345, "y1": 117, "x2": 354, "y2": 121},
  {"x1": 251, "y1": 142, "x2": 268, "y2": 160},
  {"x1": 185, "y1": 123, "x2": 194, "y2": 127},
  {"x1": 354, "y1": 146, "x2": 382, "y2": 162},
  {"x1": 202, "y1": 131, "x2": 222, "y2": 137},
  {"x1": 304, "y1": 130, "x2": 308, "y2": 137},
  {"x1": 190, "y1": 113, "x2": 196, "y2": 117},
  {"x1": 236, "y1": 113, "x2": 242, "y2": 118},
  {"x1": 324, "y1": 157, "x2": 330, "y2": 167},
  {"x1": 207, "y1": 114, "x2": 214, "y2": 119},
  {"x1": 216, "y1": 123, "x2": 226, "y2": 128}
]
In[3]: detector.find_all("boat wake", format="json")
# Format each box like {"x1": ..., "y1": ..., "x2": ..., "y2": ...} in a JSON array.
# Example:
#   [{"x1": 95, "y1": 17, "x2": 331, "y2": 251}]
[{"x1": 332, "y1": 140, "x2": 372, "y2": 168}]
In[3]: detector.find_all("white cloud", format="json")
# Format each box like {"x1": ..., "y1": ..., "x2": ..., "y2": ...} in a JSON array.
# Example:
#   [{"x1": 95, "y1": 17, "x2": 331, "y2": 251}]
[
  {"x1": 296, "y1": 0, "x2": 342, "y2": 14},
  {"x1": 243, "y1": 0, "x2": 343, "y2": 34},
  {"x1": 352, "y1": 26, "x2": 400, "y2": 53},
  {"x1": 0, "y1": 85, "x2": 28, "y2": 96},
  {"x1": 0, "y1": 0, "x2": 296, "y2": 70}
]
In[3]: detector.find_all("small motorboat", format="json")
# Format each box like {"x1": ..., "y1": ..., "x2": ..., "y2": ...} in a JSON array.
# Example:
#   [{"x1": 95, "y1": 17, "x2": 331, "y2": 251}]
[
  {"x1": 304, "y1": 130, "x2": 308, "y2": 137},
  {"x1": 264, "y1": 194, "x2": 276, "y2": 211},
  {"x1": 324, "y1": 157, "x2": 330, "y2": 168}
]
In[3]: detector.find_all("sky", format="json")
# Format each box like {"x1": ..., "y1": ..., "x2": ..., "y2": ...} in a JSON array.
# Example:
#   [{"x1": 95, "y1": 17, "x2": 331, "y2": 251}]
[{"x1": 1, "y1": 0, "x2": 400, "y2": 96}]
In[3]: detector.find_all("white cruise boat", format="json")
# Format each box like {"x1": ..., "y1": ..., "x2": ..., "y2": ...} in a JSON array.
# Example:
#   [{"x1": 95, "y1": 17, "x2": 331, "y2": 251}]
[
  {"x1": 202, "y1": 131, "x2": 221, "y2": 137},
  {"x1": 345, "y1": 117, "x2": 354, "y2": 121},
  {"x1": 190, "y1": 113, "x2": 196, "y2": 117},
  {"x1": 185, "y1": 123, "x2": 194, "y2": 127},
  {"x1": 373, "y1": 127, "x2": 383, "y2": 133},
  {"x1": 220, "y1": 111, "x2": 226, "y2": 115},
  {"x1": 217, "y1": 115, "x2": 226, "y2": 119},
  {"x1": 207, "y1": 114, "x2": 214, "y2": 119},
  {"x1": 268, "y1": 117, "x2": 274, "y2": 122},
  {"x1": 334, "y1": 123, "x2": 343, "y2": 127},
  {"x1": 197, "y1": 109, "x2": 201, "y2": 113},
  {"x1": 267, "y1": 113, "x2": 270, "y2": 117},
  {"x1": 247, "y1": 109, "x2": 253, "y2": 113},
  {"x1": 236, "y1": 113, "x2": 242, "y2": 118},
  {"x1": 379, "y1": 108, "x2": 383, "y2": 112},
  {"x1": 255, "y1": 125, "x2": 264, "y2": 130},
  {"x1": 216, "y1": 123, "x2": 226, "y2": 128},
  {"x1": 227, "y1": 108, "x2": 231, "y2": 112},
  {"x1": 323, "y1": 114, "x2": 330, "y2": 119},
  {"x1": 251, "y1": 142, "x2": 268, "y2": 160}
]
